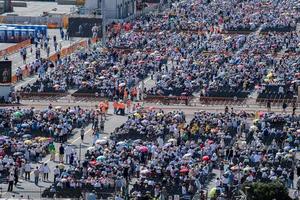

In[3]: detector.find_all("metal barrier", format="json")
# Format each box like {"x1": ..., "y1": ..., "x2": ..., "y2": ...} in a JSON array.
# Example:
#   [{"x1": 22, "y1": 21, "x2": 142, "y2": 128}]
[
  {"x1": 256, "y1": 97, "x2": 297, "y2": 107},
  {"x1": 20, "y1": 92, "x2": 67, "y2": 100},
  {"x1": 199, "y1": 96, "x2": 248, "y2": 105},
  {"x1": 0, "y1": 39, "x2": 31, "y2": 58},
  {"x1": 144, "y1": 95, "x2": 191, "y2": 105}
]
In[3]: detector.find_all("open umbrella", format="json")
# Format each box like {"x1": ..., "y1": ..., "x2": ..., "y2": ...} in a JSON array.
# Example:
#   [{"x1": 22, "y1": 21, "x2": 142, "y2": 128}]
[
  {"x1": 243, "y1": 166, "x2": 252, "y2": 172},
  {"x1": 183, "y1": 153, "x2": 192, "y2": 159},
  {"x1": 202, "y1": 155, "x2": 210, "y2": 161},
  {"x1": 179, "y1": 168, "x2": 189, "y2": 173},
  {"x1": 96, "y1": 155, "x2": 106, "y2": 162},
  {"x1": 95, "y1": 139, "x2": 107, "y2": 145},
  {"x1": 167, "y1": 138, "x2": 177, "y2": 144},
  {"x1": 140, "y1": 169, "x2": 150, "y2": 175},
  {"x1": 22, "y1": 134, "x2": 31, "y2": 139},
  {"x1": 230, "y1": 165, "x2": 239, "y2": 171},
  {"x1": 21, "y1": 123, "x2": 29, "y2": 128},
  {"x1": 89, "y1": 161, "x2": 97, "y2": 166},
  {"x1": 0, "y1": 137, "x2": 6, "y2": 143},
  {"x1": 139, "y1": 146, "x2": 148, "y2": 153},
  {"x1": 24, "y1": 140, "x2": 32, "y2": 145},
  {"x1": 87, "y1": 146, "x2": 95, "y2": 151},
  {"x1": 207, "y1": 140, "x2": 214, "y2": 145},
  {"x1": 13, "y1": 111, "x2": 23, "y2": 118},
  {"x1": 208, "y1": 188, "x2": 217, "y2": 198},
  {"x1": 119, "y1": 83, "x2": 126, "y2": 87},
  {"x1": 13, "y1": 152, "x2": 23, "y2": 157}
]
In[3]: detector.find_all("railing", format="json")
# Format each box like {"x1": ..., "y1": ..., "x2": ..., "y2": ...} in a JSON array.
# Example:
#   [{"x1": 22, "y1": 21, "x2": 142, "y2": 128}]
[
  {"x1": 20, "y1": 92, "x2": 67, "y2": 99},
  {"x1": 0, "y1": 39, "x2": 31, "y2": 58},
  {"x1": 144, "y1": 95, "x2": 192, "y2": 105},
  {"x1": 199, "y1": 96, "x2": 248, "y2": 105}
]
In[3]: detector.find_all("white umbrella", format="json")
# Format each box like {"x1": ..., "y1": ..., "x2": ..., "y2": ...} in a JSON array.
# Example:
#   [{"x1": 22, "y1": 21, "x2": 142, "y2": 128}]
[
  {"x1": 117, "y1": 141, "x2": 127, "y2": 146},
  {"x1": 140, "y1": 169, "x2": 150, "y2": 174},
  {"x1": 87, "y1": 146, "x2": 95, "y2": 151},
  {"x1": 183, "y1": 153, "x2": 192, "y2": 159},
  {"x1": 95, "y1": 139, "x2": 107, "y2": 145},
  {"x1": 168, "y1": 138, "x2": 177, "y2": 144}
]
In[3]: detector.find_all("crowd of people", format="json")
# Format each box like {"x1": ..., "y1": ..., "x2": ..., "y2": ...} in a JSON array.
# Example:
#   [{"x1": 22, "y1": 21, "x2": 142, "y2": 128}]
[
  {"x1": 15, "y1": 0, "x2": 300, "y2": 104},
  {"x1": 36, "y1": 107, "x2": 300, "y2": 200}
]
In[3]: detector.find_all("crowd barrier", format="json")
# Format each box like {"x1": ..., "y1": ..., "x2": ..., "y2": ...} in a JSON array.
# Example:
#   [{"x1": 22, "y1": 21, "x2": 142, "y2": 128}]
[
  {"x1": 221, "y1": 30, "x2": 254, "y2": 35},
  {"x1": 0, "y1": 39, "x2": 31, "y2": 58},
  {"x1": 144, "y1": 95, "x2": 192, "y2": 105},
  {"x1": 20, "y1": 92, "x2": 67, "y2": 98},
  {"x1": 256, "y1": 97, "x2": 297, "y2": 104},
  {"x1": 199, "y1": 96, "x2": 248, "y2": 105},
  {"x1": 71, "y1": 92, "x2": 107, "y2": 98}
]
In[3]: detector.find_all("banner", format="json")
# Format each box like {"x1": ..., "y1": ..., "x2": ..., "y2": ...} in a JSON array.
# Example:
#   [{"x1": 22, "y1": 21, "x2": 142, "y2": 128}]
[
  {"x1": 0, "y1": 61, "x2": 12, "y2": 84},
  {"x1": 68, "y1": 17, "x2": 102, "y2": 38}
]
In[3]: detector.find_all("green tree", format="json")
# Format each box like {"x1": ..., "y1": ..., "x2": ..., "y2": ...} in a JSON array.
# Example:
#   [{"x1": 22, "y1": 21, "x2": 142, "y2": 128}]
[{"x1": 242, "y1": 181, "x2": 292, "y2": 200}]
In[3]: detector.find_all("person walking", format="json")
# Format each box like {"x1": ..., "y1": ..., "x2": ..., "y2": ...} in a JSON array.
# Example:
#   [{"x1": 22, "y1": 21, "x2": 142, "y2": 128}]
[
  {"x1": 59, "y1": 144, "x2": 64, "y2": 163},
  {"x1": 7, "y1": 173, "x2": 14, "y2": 192},
  {"x1": 49, "y1": 142, "x2": 56, "y2": 161},
  {"x1": 34, "y1": 166, "x2": 39, "y2": 185}
]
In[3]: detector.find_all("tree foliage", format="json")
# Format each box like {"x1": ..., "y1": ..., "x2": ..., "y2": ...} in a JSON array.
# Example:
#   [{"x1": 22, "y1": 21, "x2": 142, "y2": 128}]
[{"x1": 242, "y1": 181, "x2": 291, "y2": 200}]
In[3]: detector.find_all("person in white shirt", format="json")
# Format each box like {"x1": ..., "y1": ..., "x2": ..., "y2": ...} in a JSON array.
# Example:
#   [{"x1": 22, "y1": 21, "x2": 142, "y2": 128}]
[
  {"x1": 65, "y1": 145, "x2": 73, "y2": 164},
  {"x1": 53, "y1": 166, "x2": 60, "y2": 183},
  {"x1": 7, "y1": 173, "x2": 14, "y2": 192},
  {"x1": 24, "y1": 162, "x2": 31, "y2": 181},
  {"x1": 42, "y1": 163, "x2": 50, "y2": 181}
]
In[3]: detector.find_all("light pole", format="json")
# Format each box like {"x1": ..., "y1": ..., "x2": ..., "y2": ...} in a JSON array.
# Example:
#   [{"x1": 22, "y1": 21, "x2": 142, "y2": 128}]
[{"x1": 101, "y1": 0, "x2": 106, "y2": 47}]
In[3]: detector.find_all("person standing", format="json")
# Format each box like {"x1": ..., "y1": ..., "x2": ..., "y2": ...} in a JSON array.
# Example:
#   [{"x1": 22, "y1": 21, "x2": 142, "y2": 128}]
[
  {"x1": 283, "y1": 102, "x2": 287, "y2": 113},
  {"x1": 36, "y1": 48, "x2": 41, "y2": 59},
  {"x1": 53, "y1": 166, "x2": 60, "y2": 183},
  {"x1": 34, "y1": 166, "x2": 39, "y2": 185},
  {"x1": 292, "y1": 102, "x2": 297, "y2": 116},
  {"x1": 267, "y1": 100, "x2": 271, "y2": 112},
  {"x1": 43, "y1": 163, "x2": 50, "y2": 181},
  {"x1": 100, "y1": 117, "x2": 105, "y2": 132},
  {"x1": 65, "y1": 145, "x2": 72, "y2": 164},
  {"x1": 59, "y1": 144, "x2": 64, "y2": 163},
  {"x1": 80, "y1": 127, "x2": 85, "y2": 141},
  {"x1": 54, "y1": 41, "x2": 58, "y2": 52},
  {"x1": 24, "y1": 162, "x2": 31, "y2": 181},
  {"x1": 7, "y1": 173, "x2": 14, "y2": 192},
  {"x1": 49, "y1": 142, "x2": 56, "y2": 161},
  {"x1": 14, "y1": 167, "x2": 19, "y2": 186},
  {"x1": 46, "y1": 46, "x2": 50, "y2": 58}
]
